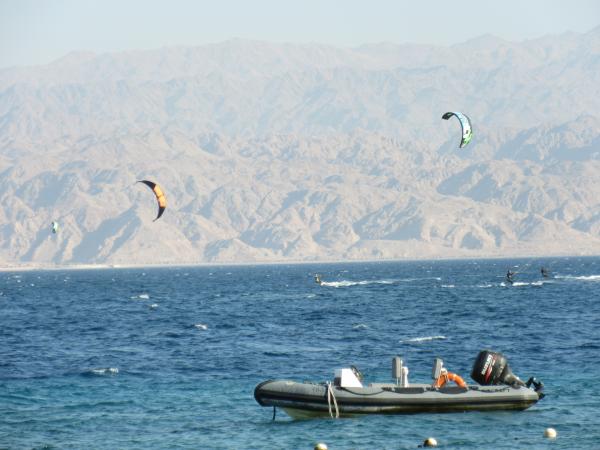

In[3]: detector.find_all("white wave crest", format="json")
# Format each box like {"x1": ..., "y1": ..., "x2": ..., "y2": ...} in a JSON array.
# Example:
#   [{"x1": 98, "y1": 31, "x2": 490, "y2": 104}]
[
  {"x1": 150, "y1": 303, "x2": 159, "y2": 309},
  {"x1": 441, "y1": 284, "x2": 455, "y2": 288},
  {"x1": 195, "y1": 323, "x2": 208, "y2": 330},
  {"x1": 402, "y1": 335, "x2": 447, "y2": 343},
  {"x1": 510, "y1": 281, "x2": 545, "y2": 287},
  {"x1": 90, "y1": 367, "x2": 119, "y2": 375},
  {"x1": 352, "y1": 324, "x2": 368, "y2": 329},
  {"x1": 557, "y1": 274, "x2": 600, "y2": 281},
  {"x1": 321, "y1": 279, "x2": 393, "y2": 288}
]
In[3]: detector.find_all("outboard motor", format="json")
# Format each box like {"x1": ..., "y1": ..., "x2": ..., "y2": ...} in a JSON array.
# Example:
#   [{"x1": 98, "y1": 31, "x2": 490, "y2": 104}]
[{"x1": 471, "y1": 350, "x2": 525, "y2": 387}]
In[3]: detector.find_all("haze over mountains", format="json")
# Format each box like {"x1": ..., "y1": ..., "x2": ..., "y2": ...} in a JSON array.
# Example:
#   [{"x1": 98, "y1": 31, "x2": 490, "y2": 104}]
[{"x1": 1, "y1": 27, "x2": 599, "y2": 267}]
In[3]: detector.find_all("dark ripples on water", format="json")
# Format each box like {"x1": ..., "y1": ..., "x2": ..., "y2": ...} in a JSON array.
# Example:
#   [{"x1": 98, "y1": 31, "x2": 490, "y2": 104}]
[{"x1": 1, "y1": 257, "x2": 600, "y2": 449}]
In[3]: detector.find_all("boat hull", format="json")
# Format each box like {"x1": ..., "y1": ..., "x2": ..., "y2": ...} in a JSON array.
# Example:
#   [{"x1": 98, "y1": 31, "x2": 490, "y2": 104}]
[{"x1": 254, "y1": 380, "x2": 540, "y2": 419}]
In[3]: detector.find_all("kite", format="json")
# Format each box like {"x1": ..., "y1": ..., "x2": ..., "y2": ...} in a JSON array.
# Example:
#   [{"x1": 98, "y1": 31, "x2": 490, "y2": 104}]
[
  {"x1": 442, "y1": 112, "x2": 473, "y2": 148},
  {"x1": 137, "y1": 180, "x2": 167, "y2": 221}
]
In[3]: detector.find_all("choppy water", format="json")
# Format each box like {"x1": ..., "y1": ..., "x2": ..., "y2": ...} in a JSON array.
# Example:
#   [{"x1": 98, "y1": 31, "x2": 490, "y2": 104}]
[{"x1": 1, "y1": 257, "x2": 600, "y2": 449}]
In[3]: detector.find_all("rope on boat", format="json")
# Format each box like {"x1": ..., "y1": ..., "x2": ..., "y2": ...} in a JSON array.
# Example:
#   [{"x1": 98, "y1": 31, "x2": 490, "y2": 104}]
[{"x1": 326, "y1": 382, "x2": 339, "y2": 419}]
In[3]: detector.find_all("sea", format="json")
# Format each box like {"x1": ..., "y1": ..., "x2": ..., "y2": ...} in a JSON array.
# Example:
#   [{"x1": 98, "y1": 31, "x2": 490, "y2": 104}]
[{"x1": 1, "y1": 257, "x2": 600, "y2": 449}]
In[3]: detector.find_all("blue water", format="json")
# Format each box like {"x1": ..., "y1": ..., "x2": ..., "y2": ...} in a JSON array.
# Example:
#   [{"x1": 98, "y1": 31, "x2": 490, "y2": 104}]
[{"x1": 1, "y1": 257, "x2": 600, "y2": 449}]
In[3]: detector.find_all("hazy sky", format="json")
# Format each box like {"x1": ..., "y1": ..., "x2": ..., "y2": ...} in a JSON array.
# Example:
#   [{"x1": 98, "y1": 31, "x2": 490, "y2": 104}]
[{"x1": 1, "y1": 0, "x2": 599, "y2": 68}]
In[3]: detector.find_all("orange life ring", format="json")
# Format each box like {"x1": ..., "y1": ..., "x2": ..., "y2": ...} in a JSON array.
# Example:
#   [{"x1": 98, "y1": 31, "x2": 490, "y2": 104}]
[{"x1": 434, "y1": 372, "x2": 467, "y2": 388}]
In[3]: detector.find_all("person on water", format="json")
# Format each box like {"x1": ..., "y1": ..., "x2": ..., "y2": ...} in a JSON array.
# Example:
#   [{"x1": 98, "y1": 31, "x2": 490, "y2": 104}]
[
  {"x1": 541, "y1": 267, "x2": 549, "y2": 278},
  {"x1": 506, "y1": 269, "x2": 515, "y2": 284},
  {"x1": 314, "y1": 274, "x2": 322, "y2": 285}
]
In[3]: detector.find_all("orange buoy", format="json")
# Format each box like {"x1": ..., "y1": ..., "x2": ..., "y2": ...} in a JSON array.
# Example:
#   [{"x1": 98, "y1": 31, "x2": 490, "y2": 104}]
[{"x1": 434, "y1": 371, "x2": 467, "y2": 388}]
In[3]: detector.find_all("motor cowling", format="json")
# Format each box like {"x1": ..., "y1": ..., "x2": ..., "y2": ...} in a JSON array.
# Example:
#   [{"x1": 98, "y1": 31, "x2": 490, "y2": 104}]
[{"x1": 471, "y1": 350, "x2": 524, "y2": 387}]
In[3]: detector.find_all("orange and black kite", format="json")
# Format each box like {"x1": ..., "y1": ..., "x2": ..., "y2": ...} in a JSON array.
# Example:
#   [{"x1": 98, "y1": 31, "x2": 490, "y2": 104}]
[{"x1": 137, "y1": 180, "x2": 167, "y2": 221}]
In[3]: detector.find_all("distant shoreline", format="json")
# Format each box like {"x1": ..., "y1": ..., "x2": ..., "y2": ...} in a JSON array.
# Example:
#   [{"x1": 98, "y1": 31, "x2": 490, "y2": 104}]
[{"x1": 2, "y1": 253, "x2": 597, "y2": 272}]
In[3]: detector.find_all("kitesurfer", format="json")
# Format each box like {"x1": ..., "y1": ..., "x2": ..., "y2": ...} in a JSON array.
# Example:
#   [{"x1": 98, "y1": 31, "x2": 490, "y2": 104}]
[
  {"x1": 541, "y1": 267, "x2": 549, "y2": 278},
  {"x1": 506, "y1": 270, "x2": 515, "y2": 284},
  {"x1": 314, "y1": 274, "x2": 322, "y2": 285}
]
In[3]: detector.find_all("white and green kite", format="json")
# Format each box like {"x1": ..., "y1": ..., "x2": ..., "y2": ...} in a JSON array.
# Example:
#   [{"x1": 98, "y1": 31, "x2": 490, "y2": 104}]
[{"x1": 442, "y1": 111, "x2": 473, "y2": 148}]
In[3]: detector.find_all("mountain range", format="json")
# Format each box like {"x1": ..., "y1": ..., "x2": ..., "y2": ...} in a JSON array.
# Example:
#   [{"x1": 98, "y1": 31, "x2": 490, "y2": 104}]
[{"x1": 1, "y1": 27, "x2": 599, "y2": 267}]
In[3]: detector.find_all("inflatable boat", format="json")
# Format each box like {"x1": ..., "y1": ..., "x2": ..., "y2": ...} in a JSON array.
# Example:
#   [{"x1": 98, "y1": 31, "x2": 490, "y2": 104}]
[{"x1": 254, "y1": 350, "x2": 544, "y2": 419}]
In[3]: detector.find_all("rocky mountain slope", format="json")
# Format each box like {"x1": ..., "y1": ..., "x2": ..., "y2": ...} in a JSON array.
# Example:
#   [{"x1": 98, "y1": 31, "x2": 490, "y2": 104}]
[{"x1": 1, "y1": 28, "x2": 599, "y2": 266}]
